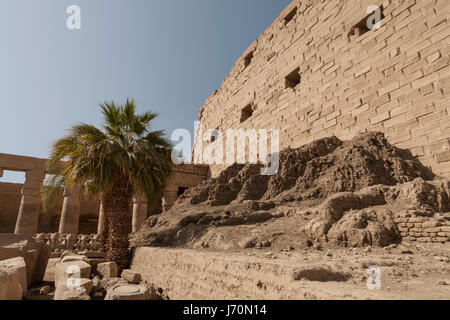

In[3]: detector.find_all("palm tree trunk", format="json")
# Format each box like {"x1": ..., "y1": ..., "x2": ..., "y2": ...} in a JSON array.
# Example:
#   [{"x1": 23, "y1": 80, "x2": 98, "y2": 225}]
[{"x1": 103, "y1": 179, "x2": 132, "y2": 272}]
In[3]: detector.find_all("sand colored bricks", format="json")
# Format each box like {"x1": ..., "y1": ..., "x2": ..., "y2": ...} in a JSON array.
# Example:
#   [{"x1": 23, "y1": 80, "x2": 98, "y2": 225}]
[{"x1": 194, "y1": 0, "x2": 450, "y2": 179}]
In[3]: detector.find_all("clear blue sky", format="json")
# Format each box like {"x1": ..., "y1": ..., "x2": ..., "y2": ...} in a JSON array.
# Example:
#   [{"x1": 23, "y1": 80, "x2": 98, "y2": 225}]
[{"x1": 0, "y1": 0, "x2": 291, "y2": 182}]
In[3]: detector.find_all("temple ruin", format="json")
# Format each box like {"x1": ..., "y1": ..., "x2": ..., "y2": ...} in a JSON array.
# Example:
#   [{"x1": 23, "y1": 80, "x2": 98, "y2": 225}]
[
  {"x1": 0, "y1": 153, "x2": 208, "y2": 236},
  {"x1": 1, "y1": 0, "x2": 450, "y2": 301}
]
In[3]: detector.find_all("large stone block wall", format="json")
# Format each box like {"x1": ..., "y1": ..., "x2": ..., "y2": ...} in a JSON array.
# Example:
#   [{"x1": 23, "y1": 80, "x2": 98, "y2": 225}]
[
  {"x1": 130, "y1": 247, "x2": 314, "y2": 299},
  {"x1": 195, "y1": 0, "x2": 450, "y2": 178},
  {"x1": 395, "y1": 216, "x2": 450, "y2": 242},
  {"x1": 0, "y1": 183, "x2": 22, "y2": 232}
]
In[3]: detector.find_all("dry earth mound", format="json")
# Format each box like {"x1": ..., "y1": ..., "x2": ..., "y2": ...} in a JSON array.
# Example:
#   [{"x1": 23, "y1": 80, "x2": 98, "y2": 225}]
[
  {"x1": 130, "y1": 132, "x2": 448, "y2": 249},
  {"x1": 184, "y1": 131, "x2": 433, "y2": 205}
]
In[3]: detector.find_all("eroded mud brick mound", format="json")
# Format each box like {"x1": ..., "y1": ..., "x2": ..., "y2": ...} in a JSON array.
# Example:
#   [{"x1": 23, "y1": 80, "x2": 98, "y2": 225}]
[
  {"x1": 183, "y1": 132, "x2": 433, "y2": 205},
  {"x1": 130, "y1": 132, "x2": 440, "y2": 249}
]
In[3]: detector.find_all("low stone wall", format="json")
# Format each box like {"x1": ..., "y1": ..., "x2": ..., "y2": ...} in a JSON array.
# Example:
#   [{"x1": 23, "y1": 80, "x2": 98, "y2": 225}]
[
  {"x1": 129, "y1": 245, "x2": 450, "y2": 300},
  {"x1": 395, "y1": 217, "x2": 450, "y2": 243},
  {"x1": 130, "y1": 247, "x2": 312, "y2": 300}
]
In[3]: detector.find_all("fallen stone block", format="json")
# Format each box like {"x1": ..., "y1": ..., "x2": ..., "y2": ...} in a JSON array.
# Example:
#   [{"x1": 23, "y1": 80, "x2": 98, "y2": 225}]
[
  {"x1": 105, "y1": 284, "x2": 149, "y2": 300},
  {"x1": 62, "y1": 287, "x2": 91, "y2": 300},
  {"x1": 54, "y1": 260, "x2": 91, "y2": 285},
  {"x1": 54, "y1": 260, "x2": 92, "y2": 300},
  {"x1": 96, "y1": 262, "x2": 118, "y2": 279},
  {"x1": 121, "y1": 269, "x2": 142, "y2": 284},
  {"x1": 0, "y1": 233, "x2": 50, "y2": 287},
  {"x1": 80, "y1": 251, "x2": 105, "y2": 259},
  {"x1": 0, "y1": 257, "x2": 27, "y2": 299},
  {"x1": 55, "y1": 278, "x2": 93, "y2": 300},
  {"x1": 100, "y1": 277, "x2": 126, "y2": 292},
  {"x1": 60, "y1": 252, "x2": 89, "y2": 263}
]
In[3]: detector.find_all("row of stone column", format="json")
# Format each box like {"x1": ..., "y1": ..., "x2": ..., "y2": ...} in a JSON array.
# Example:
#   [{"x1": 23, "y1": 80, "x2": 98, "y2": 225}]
[{"x1": 10, "y1": 169, "x2": 178, "y2": 236}]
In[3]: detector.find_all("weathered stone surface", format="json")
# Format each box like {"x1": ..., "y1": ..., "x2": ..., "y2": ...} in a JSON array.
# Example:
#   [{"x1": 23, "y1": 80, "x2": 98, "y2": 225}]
[
  {"x1": 43, "y1": 257, "x2": 59, "y2": 282},
  {"x1": 54, "y1": 260, "x2": 91, "y2": 284},
  {"x1": 121, "y1": 269, "x2": 142, "y2": 284},
  {"x1": 0, "y1": 257, "x2": 27, "y2": 299},
  {"x1": 104, "y1": 284, "x2": 149, "y2": 300},
  {"x1": 60, "y1": 253, "x2": 88, "y2": 263},
  {"x1": 100, "y1": 277, "x2": 127, "y2": 292},
  {"x1": 96, "y1": 262, "x2": 118, "y2": 279},
  {"x1": 61, "y1": 287, "x2": 91, "y2": 300},
  {"x1": 80, "y1": 251, "x2": 105, "y2": 259},
  {"x1": 55, "y1": 278, "x2": 93, "y2": 300},
  {"x1": 53, "y1": 260, "x2": 92, "y2": 300},
  {"x1": 0, "y1": 233, "x2": 50, "y2": 287}
]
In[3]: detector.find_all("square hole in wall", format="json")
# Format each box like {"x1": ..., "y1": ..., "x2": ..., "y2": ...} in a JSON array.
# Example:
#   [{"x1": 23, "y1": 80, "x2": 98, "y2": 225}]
[
  {"x1": 284, "y1": 7, "x2": 297, "y2": 26},
  {"x1": 244, "y1": 51, "x2": 254, "y2": 68},
  {"x1": 350, "y1": 5, "x2": 385, "y2": 38},
  {"x1": 285, "y1": 67, "x2": 301, "y2": 89},
  {"x1": 240, "y1": 103, "x2": 254, "y2": 123}
]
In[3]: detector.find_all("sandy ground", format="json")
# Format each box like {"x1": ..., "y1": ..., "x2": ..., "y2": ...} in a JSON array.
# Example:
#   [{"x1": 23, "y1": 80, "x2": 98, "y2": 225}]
[
  {"x1": 239, "y1": 242, "x2": 450, "y2": 299},
  {"x1": 129, "y1": 242, "x2": 450, "y2": 300},
  {"x1": 34, "y1": 235, "x2": 450, "y2": 300}
]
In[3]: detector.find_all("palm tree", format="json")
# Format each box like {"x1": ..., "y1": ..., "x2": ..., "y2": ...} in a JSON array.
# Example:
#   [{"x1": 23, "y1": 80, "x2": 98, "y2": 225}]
[{"x1": 44, "y1": 99, "x2": 173, "y2": 270}]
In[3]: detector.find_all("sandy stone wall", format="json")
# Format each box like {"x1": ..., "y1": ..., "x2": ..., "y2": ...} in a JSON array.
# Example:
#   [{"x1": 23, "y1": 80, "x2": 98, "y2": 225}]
[
  {"x1": 396, "y1": 216, "x2": 450, "y2": 242},
  {"x1": 195, "y1": 0, "x2": 450, "y2": 178},
  {"x1": 0, "y1": 183, "x2": 22, "y2": 232},
  {"x1": 129, "y1": 246, "x2": 450, "y2": 300},
  {"x1": 130, "y1": 247, "x2": 316, "y2": 299}
]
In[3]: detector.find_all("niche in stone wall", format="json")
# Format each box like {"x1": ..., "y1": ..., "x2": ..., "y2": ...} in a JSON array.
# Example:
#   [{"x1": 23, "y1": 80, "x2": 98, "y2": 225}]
[
  {"x1": 349, "y1": 5, "x2": 385, "y2": 38},
  {"x1": 240, "y1": 103, "x2": 254, "y2": 123},
  {"x1": 244, "y1": 51, "x2": 254, "y2": 68},
  {"x1": 284, "y1": 7, "x2": 297, "y2": 26},
  {"x1": 285, "y1": 67, "x2": 301, "y2": 89}
]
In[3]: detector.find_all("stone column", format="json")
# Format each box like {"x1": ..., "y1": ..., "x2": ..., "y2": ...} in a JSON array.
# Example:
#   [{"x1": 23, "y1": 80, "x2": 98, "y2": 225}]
[
  {"x1": 162, "y1": 190, "x2": 178, "y2": 212},
  {"x1": 132, "y1": 194, "x2": 148, "y2": 232},
  {"x1": 97, "y1": 199, "x2": 105, "y2": 235},
  {"x1": 14, "y1": 169, "x2": 46, "y2": 235},
  {"x1": 58, "y1": 185, "x2": 81, "y2": 235}
]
